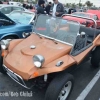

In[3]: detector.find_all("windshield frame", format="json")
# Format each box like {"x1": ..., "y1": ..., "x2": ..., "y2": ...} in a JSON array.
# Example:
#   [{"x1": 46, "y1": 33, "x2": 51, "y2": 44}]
[{"x1": 33, "y1": 14, "x2": 80, "y2": 46}]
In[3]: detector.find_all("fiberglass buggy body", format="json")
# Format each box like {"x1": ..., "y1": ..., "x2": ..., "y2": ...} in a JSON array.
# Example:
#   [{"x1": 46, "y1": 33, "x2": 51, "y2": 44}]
[{"x1": 0, "y1": 14, "x2": 100, "y2": 100}]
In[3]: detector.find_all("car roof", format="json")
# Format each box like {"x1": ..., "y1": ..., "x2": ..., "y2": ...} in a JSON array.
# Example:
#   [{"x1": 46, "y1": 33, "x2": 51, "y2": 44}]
[{"x1": 0, "y1": 4, "x2": 22, "y2": 8}]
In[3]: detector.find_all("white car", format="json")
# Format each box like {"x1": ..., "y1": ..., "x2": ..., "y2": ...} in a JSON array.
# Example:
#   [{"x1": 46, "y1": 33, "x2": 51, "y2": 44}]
[
  {"x1": 0, "y1": 4, "x2": 28, "y2": 15},
  {"x1": 8, "y1": 1, "x2": 22, "y2": 6}
]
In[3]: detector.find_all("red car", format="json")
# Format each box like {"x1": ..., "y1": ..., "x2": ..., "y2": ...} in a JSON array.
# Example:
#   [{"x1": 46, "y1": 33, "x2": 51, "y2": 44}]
[{"x1": 63, "y1": 12, "x2": 100, "y2": 29}]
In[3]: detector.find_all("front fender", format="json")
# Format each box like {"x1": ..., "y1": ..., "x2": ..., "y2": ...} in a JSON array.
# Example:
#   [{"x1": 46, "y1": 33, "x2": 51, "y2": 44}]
[
  {"x1": 30, "y1": 55, "x2": 76, "y2": 79},
  {"x1": 0, "y1": 33, "x2": 19, "y2": 40}
]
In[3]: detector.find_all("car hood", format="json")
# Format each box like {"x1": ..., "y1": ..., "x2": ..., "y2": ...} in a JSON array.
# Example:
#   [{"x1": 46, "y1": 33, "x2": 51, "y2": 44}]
[
  {"x1": 4, "y1": 34, "x2": 72, "y2": 79},
  {"x1": 0, "y1": 11, "x2": 15, "y2": 24}
]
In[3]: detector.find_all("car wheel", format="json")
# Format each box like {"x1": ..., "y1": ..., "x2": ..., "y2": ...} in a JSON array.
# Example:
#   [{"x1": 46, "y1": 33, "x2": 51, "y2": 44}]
[
  {"x1": 0, "y1": 51, "x2": 6, "y2": 74},
  {"x1": 91, "y1": 46, "x2": 100, "y2": 68},
  {"x1": 45, "y1": 73, "x2": 74, "y2": 100}
]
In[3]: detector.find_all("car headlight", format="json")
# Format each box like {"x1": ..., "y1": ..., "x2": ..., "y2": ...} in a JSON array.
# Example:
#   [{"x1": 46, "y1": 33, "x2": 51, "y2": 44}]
[
  {"x1": 33, "y1": 55, "x2": 45, "y2": 68},
  {"x1": 1, "y1": 40, "x2": 10, "y2": 50},
  {"x1": 22, "y1": 32, "x2": 31, "y2": 38}
]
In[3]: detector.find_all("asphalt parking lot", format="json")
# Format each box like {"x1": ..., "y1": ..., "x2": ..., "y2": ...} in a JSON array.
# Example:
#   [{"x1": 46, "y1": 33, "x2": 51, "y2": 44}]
[{"x1": 0, "y1": 60, "x2": 100, "y2": 100}]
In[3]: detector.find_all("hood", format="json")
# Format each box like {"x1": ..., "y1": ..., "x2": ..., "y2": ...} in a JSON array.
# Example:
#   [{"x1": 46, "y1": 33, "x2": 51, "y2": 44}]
[
  {"x1": 0, "y1": 11, "x2": 15, "y2": 24},
  {"x1": 13, "y1": 34, "x2": 72, "y2": 66},
  {"x1": 4, "y1": 34, "x2": 72, "y2": 79}
]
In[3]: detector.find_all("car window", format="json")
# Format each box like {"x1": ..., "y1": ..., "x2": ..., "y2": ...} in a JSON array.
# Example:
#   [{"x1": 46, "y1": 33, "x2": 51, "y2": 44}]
[
  {"x1": 9, "y1": 11, "x2": 34, "y2": 24},
  {"x1": 12, "y1": 7, "x2": 24, "y2": 11},
  {"x1": 1, "y1": 7, "x2": 12, "y2": 14}
]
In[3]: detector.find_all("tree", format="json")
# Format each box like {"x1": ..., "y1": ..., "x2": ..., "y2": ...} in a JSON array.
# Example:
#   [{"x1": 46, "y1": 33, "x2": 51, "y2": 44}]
[
  {"x1": 85, "y1": 1, "x2": 93, "y2": 8},
  {"x1": 66, "y1": 3, "x2": 71, "y2": 8},
  {"x1": 79, "y1": 3, "x2": 82, "y2": 7},
  {"x1": 71, "y1": 3, "x2": 76, "y2": 8},
  {"x1": 34, "y1": 0, "x2": 38, "y2": 3}
]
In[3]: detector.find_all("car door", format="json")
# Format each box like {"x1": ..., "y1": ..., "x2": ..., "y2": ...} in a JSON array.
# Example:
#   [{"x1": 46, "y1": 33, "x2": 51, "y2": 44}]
[{"x1": 0, "y1": 7, "x2": 12, "y2": 14}]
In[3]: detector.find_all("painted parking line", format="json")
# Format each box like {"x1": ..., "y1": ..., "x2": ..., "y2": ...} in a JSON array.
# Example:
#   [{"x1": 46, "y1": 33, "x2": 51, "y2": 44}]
[{"x1": 76, "y1": 69, "x2": 100, "y2": 100}]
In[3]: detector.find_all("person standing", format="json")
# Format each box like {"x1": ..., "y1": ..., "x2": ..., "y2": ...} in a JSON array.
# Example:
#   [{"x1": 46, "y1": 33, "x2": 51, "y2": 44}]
[
  {"x1": 37, "y1": 0, "x2": 46, "y2": 14},
  {"x1": 50, "y1": 0, "x2": 64, "y2": 17},
  {"x1": 45, "y1": 2, "x2": 52, "y2": 15}
]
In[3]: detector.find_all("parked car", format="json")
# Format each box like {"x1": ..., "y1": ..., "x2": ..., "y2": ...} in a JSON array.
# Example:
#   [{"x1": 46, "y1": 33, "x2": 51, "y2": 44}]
[
  {"x1": 8, "y1": 1, "x2": 22, "y2": 6},
  {"x1": 87, "y1": 10, "x2": 100, "y2": 19},
  {"x1": 63, "y1": 12, "x2": 100, "y2": 29},
  {"x1": 1, "y1": 14, "x2": 100, "y2": 100},
  {"x1": 0, "y1": 11, "x2": 34, "y2": 40},
  {"x1": 8, "y1": 10, "x2": 35, "y2": 25},
  {"x1": 0, "y1": 4, "x2": 28, "y2": 15}
]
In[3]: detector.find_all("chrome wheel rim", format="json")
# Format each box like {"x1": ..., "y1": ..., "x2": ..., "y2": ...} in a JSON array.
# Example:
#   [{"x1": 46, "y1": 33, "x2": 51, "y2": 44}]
[{"x1": 57, "y1": 81, "x2": 72, "y2": 100}]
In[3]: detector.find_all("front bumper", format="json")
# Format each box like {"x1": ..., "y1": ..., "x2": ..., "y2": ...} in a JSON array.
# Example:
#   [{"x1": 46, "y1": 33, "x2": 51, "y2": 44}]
[{"x1": 3, "y1": 65, "x2": 35, "y2": 89}]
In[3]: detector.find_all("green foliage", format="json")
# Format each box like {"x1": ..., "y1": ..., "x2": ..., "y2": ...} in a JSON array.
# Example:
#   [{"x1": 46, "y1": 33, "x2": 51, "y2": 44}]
[{"x1": 85, "y1": 1, "x2": 93, "y2": 7}]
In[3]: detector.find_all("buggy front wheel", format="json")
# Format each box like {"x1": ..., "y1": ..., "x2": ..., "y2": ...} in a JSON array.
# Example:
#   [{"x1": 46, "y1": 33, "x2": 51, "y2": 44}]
[{"x1": 45, "y1": 73, "x2": 74, "y2": 100}]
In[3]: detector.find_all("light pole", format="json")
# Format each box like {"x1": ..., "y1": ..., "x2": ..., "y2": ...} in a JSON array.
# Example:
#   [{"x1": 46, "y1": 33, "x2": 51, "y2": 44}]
[
  {"x1": 79, "y1": 0, "x2": 81, "y2": 4},
  {"x1": 79, "y1": 0, "x2": 81, "y2": 8}
]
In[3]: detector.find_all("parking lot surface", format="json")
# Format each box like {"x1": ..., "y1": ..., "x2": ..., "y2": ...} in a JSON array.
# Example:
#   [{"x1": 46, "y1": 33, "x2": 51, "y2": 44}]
[{"x1": 0, "y1": 60, "x2": 100, "y2": 100}]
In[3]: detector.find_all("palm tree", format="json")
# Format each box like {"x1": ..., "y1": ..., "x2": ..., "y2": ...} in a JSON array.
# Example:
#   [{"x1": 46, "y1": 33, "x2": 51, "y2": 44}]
[
  {"x1": 66, "y1": 3, "x2": 71, "y2": 8},
  {"x1": 71, "y1": 3, "x2": 76, "y2": 8},
  {"x1": 85, "y1": 1, "x2": 93, "y2": 8}
]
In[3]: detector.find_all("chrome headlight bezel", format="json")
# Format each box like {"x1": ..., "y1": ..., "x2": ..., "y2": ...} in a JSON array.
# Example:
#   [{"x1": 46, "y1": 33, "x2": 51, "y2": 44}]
[
  {"x1": 22, "y1": 32, "x2": 31, "y2": 38},
  {"x1": 33, "y1": 55, "x2": 45, "y2": 68},
  {"x1": 1, "y1": 40, "x2": 10, "y2": 50}
]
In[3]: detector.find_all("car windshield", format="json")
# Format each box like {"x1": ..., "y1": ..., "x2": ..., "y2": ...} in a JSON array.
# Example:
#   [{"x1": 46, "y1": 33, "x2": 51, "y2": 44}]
[
  {"x1": 72, "y1": 12, "x2": 90, "y2": 18},
  {"x1": 9, "y1": 11, "x2": 35, "y2": 24},
  {"x1": 34, "y1": 15, "x2": 80, "y2": 46}
]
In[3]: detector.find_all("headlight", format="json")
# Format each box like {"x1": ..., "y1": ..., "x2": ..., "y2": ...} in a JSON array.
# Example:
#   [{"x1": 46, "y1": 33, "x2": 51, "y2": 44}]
[
  {"x1": 33, "y1": 55, "x2": 45, "y2": 68},
  {"x1": 22, "y1": 32, "x2": 31, "y2": 38},
  {"x1": 1, "y1": 40, "x2": 10, "y2": 50}
]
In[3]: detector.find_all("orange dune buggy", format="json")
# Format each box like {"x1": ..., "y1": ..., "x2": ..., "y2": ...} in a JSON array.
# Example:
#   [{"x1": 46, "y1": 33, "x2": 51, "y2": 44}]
[{"x1": 0, "y1": 14, "x2": 100, "y2": 100}]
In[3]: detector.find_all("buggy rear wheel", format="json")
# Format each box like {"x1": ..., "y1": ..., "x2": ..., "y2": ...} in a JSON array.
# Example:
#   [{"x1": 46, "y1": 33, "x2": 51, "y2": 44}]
[{"x1": 45, "y1": 73, "x2": 74, "y2": 100}]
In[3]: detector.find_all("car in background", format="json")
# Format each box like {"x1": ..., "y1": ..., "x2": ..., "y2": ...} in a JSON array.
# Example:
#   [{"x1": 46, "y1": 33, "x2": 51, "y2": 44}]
[
  {"x1": 63, "y1": 12, "x2": 100, "y2": 29},
  {"x1": 0, "y1": 11, "x2": 34, "y2": 40},
  {"x1": 0, "y1": 4, "x2": 28, "y2": 15},
  {"x1": 8, "y1": 10, "x2": 35, "y2": 25},
  {"x1": 87, "y1": 10, "x2": 100, "y2": 19},
  {"x1": 8, "y1": 1, "x2": 22, "y2": 6}
]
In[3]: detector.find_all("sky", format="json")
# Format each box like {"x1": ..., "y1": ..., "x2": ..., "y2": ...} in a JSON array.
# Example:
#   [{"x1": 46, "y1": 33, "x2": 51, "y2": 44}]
[{"x1": 48, "y1": 0, "x2": 100, "y2": 7}]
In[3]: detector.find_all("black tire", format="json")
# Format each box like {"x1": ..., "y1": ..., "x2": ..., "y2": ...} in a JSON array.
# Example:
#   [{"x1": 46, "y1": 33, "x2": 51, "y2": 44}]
[
  {"x1": 0, "y1": 51, "x2": 6, "y2": 74},
  {"x1": 91, "y1": 46, "x2": 100, "y2": 68},
  {"x1": 45, "y1": 73, "x2": 74, "y2": 100}
]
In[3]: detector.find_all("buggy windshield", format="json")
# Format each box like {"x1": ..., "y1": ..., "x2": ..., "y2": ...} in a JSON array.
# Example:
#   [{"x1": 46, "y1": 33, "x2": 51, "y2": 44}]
[{"x1": 34, "y1": 15, "x2": 80, "y2": 46}]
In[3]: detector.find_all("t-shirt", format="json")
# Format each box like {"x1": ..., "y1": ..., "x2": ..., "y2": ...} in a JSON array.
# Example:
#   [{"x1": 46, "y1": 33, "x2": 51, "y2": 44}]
[{"x1": 52, "y1": 4, "x2": 57, "y2": 17}]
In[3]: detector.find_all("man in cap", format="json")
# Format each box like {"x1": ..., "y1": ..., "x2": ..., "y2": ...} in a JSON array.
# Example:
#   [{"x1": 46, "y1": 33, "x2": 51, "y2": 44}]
[{"x1": 37, "y1": 0, "x2": 46, "y2": 14}]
